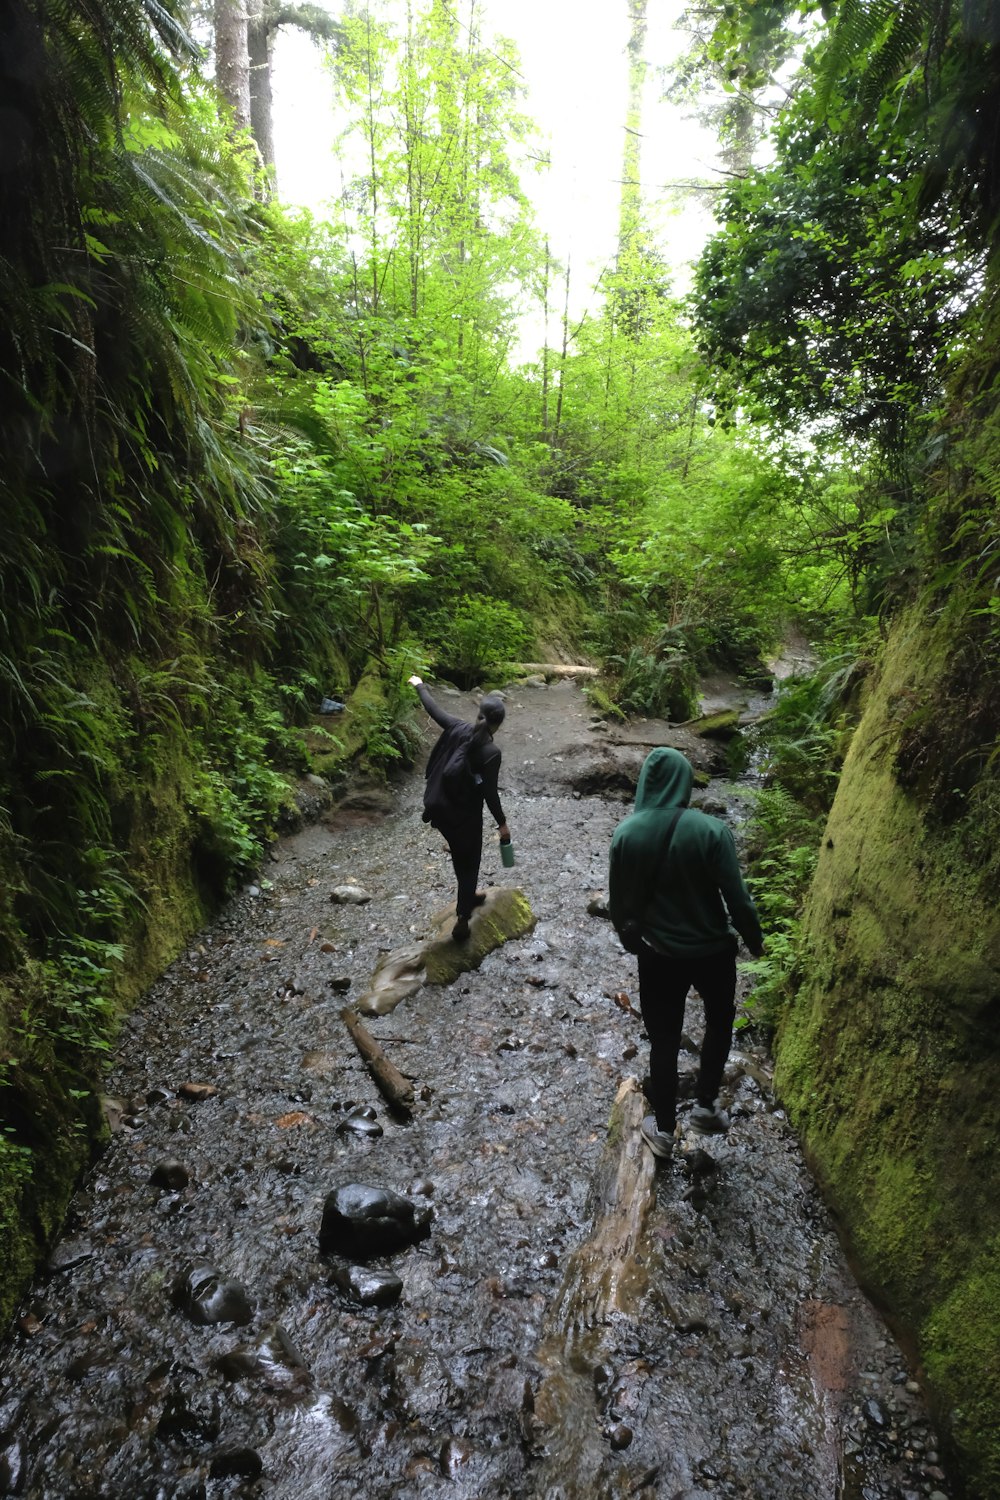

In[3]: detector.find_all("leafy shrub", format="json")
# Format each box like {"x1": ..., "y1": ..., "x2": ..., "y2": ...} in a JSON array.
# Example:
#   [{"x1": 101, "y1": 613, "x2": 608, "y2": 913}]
[
  {"x1": 751, "y1": 654, "x2": 860, "y2": 811},
  {"x1": 428, "y1": 596, "x2": 531, "y2": 688},
  {"x1": 603, "y1": 644, "x2": 699, "y2": 721}
]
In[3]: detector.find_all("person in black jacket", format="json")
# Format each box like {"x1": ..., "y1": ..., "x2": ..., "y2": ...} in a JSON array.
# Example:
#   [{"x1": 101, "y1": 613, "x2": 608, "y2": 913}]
[{"x1": 409, "y1": 675, "x2": 510, "y2": 941}]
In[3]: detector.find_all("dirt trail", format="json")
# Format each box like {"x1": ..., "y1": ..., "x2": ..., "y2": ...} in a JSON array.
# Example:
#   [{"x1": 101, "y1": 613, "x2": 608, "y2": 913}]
[{"x1": 0, "y1": 678, "x2": 953, "y2": 1499}]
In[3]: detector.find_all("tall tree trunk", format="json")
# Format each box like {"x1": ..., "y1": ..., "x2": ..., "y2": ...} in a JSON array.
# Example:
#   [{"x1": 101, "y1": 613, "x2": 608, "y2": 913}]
[
  {"x1": 247, "y1": 0, "x2": 276, "y2": 181},
  {"x1": 618, "y1": 0, "x2": 647, "y2": 260},
  {"x1": 553, "y1": 255, "x2": 571, "y2": 439},
  {"x1": 214, "y1": 0, "x2": 251, "y2": 130},
  {"x1": 540, "y1": 238, "x2": 551, "y2": 436}
]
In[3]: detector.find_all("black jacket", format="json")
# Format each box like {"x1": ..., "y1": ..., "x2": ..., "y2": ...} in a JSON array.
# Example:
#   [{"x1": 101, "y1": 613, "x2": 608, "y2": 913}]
[{"x1": 416, "y1": 683, "x2": 506, "y2": 826}]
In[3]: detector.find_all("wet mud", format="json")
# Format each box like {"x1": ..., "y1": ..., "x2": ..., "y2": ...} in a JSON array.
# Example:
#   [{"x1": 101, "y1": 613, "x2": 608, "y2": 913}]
[{"x1": 0, "y1": 678, "x2": 954, "y2": 1499}]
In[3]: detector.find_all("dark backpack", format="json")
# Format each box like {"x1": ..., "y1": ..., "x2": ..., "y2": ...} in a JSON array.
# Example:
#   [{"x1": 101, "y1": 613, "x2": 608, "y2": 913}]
[{"x1": 422, "y1": 722, "x2": 479, "y2": 822}]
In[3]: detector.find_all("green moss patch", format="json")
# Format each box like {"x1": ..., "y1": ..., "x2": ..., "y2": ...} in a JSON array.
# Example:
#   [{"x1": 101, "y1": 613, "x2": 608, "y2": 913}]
[{"x1": 774, "y1": 601, "x2": 1000, "y2": 1495}]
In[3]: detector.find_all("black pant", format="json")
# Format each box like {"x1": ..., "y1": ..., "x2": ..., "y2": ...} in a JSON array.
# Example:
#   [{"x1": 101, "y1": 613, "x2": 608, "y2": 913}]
[
  {"x1": 637, "y1": 944, "x2": 737, "y2": 1132},
  {"x1": 434, "y1": 817, "x2": 483, "y2": 919}
]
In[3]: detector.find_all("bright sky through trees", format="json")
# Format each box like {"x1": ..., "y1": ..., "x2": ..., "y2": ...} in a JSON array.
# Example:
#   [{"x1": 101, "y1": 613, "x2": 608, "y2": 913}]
[{"x1": 270, "y1": 0, "x2": 722, "y2": 341}]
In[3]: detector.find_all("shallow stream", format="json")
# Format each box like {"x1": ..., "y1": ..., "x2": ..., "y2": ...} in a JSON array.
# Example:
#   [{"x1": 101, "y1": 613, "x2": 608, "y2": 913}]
[{"x1": 0, "y1": 677, "x2": 954, "y2": 1500}]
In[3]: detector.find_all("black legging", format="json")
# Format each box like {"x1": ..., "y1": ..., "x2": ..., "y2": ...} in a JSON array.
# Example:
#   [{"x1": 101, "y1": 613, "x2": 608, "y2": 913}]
[
  {"x1": 636, "y1": 945, "x2": 737, "y2": 1132},
  {"x1": 434, "y1": 815, "x2": 483, "y2": 919}
]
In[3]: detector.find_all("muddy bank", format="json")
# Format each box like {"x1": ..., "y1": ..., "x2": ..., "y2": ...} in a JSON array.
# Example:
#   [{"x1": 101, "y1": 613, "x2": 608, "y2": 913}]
[{"x1": 0, "y1": 679, "x2": 952, "y2": 1499}]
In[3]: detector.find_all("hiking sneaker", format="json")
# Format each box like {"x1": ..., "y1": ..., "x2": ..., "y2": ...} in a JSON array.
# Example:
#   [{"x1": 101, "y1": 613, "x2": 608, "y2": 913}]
[
  {"x1": 452, "y1": 916, "x2": 471, "y2": 942},
  {"x1": 472, "y1": 891, "x2": 488, "y2": 907},
  {"x1": 689, "y1": 1100, "x2": 730, "y2": 1135},
  {"x1": 640, "y1": 1114, "x2": 675, "y2": 1160}
]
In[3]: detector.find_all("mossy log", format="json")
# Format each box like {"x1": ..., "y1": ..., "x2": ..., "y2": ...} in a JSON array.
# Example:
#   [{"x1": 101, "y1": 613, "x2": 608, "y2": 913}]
[
  {"x1": 681, "y1": 708, "x2": 741, "y2": 739},
  {"x1": 356, "y1": 887, "x2": 536, "y2": 1017},
  {"x1": 340, "y1": 1007, "x2": 415, "y2": 1115}
]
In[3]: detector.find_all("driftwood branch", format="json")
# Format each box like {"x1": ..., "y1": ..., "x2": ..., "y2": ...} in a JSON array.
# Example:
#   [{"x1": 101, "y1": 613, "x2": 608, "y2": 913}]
[{"x1": 340, "y1": 1007, "x2": 415, "y2": 1115}]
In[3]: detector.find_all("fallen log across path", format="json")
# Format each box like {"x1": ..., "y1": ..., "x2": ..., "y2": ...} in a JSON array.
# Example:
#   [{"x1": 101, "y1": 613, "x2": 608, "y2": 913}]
[
  {"x1": 340, "y1": 1006, "x2": 415, "y2": 1115},
  {"x1": 509, "y1": 662, "x2": 600, "y2": 678}
]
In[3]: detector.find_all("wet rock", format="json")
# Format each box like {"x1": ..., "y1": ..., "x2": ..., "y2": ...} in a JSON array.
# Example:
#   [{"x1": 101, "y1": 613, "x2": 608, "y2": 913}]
[
  {"x1": 337, "y1": 1109, "x2": 383, "y2": 1139},
  {"x1": 145, "y1": 1085, "x2": 173, "y2": 1106},
  {"x1": 176, "y1": 1082, "x2": 217, "y2": 1102},
  {"x1": 335, "y1": 787, "x2": 395, "y2": 817},
  {"x1": 587, "y1": 896, "x2": 611, "y2": 919},
  {"x1": 156, "y1": 1378, "x2": 220, "y2": 1443},
  {"x1": 329, "y1": 1262, "x2": 403, "y2": 1306},
  {"x1": 170, "y1": 1262, "x2": 254, "y2": 1326},
  {"x1": 209, "y1": 1446, "x2": 263, "y2": 1479},
  {"x1": 215, "y1": 1325, "x2": 309, "y2": 1388},
  {"x1": 149, "y1": 1160, "x2": 191, "y2": 1191},
  {"x1": 319, "y1": 1184, "x2": 433, "y2": 1258},
  {"x1": 46, "y1": 1239, "x2": 94, "y2": 1275},
  {"x1": 100, "y1": 1095, "x2": 127, "y2": 1133},
  {"x1": 440, "y1": 1436, "x2": 476, "y2": 1475},
  {"x1": 328, "y1": 974, "x2": 352, "y2": 992},
  {"x1": 608, "y1": 1423, "x2": 633, "y2": 1450},
  {"x1": 864, "y1": 1397, "x2": 889, "y2": 1428},
  {"x1": 330, "y1": 885, "x2": 373, "y2": 904},
  {"x1": 679, "y1": 1147, "x2": 719, "y2": 1178},
  {"x1": 0, "y1": 1433, "x2": 26, "y2": 1493}
]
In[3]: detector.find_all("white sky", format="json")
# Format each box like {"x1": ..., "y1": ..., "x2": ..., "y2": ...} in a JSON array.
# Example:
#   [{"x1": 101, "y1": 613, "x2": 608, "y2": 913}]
[{"x1": 270, "y1": 0, "x2": 724, "y2": 346}]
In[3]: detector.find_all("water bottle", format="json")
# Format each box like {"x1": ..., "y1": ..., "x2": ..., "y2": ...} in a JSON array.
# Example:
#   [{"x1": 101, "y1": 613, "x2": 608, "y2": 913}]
[{"x1": 500, "y1": 836, "x2": 515, "y2": 868}]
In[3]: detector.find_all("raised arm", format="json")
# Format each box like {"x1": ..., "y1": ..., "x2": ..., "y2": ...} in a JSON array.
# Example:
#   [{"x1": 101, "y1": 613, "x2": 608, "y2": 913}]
[{"x1": 409, "y1": 675, "x2": 463, "y2": 731}]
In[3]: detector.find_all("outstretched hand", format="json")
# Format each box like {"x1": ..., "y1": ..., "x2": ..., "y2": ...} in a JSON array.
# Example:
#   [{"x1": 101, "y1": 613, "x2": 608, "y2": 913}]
[{"x1": 408, "y1": 674, "x2": 423, "y2": 687}]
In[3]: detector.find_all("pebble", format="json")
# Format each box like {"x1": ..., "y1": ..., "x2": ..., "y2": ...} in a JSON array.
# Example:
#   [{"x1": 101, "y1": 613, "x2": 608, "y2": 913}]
[
  {"x1": 337, "y1": 1111, "x2": 383, "y2": 1139},
  {"x1": 176, "y1": 1082, "x2": 217, "y2": 1101},
  {"x1": 330, "y1": 885, "x2": 372, "y2": 905},
  {"x1": 330, "y1": 1263, "x2": 403, "y2": 1306}
]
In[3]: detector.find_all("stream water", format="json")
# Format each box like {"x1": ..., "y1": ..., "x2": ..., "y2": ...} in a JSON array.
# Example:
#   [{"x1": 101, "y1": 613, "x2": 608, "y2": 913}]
[{"x1": 0, "y1": 676, "x2": 955, "y2": 1500}]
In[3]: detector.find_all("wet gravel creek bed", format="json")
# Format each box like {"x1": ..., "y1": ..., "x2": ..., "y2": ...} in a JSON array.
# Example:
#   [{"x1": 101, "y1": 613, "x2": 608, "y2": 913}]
[{"x1": 0, "y1": 680, "x2": 955, "y2": 1499}]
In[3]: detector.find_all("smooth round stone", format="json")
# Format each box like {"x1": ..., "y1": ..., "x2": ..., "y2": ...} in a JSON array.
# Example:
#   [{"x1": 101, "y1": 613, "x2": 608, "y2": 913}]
[
  {"x1": 319, "y1": 1183, "x2": 433, "y2": 1258},
  {"x1": 149, "y1": 1160, "x2": 191, "y2": 1191},
  {"x1": 170, "y1": 1263, "x2": 254, "y2": 1326},
  {"x1": 337, "y1": 1110, "x2": 383, "y2": 1138},
  {"x1": 330, "y1": 1263, "x2": 403, "y2": 1306}
]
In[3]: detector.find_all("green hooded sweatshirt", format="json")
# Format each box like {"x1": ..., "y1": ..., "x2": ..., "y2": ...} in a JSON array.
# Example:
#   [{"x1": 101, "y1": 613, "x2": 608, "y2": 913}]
[{"x1": 608, "y1": 747, "x2": 763, "y2": 959}]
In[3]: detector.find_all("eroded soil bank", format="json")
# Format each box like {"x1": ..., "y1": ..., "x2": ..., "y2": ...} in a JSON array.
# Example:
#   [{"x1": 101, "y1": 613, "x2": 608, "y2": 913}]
[{"x1": 0, "y1": 679, "x2": 954, "y2": 1499}]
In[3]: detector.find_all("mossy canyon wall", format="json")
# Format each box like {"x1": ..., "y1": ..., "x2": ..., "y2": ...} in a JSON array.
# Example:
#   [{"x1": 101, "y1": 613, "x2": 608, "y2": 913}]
[{"x1": 774, "y1": 602, "x2": 1000, "y2": 1495}]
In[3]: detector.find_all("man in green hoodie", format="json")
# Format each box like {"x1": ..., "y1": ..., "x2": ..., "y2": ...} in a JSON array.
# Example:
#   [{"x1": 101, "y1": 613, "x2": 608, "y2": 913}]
[{"x1": 608, "y1": 747, "x2": 764, "y2": 1161}]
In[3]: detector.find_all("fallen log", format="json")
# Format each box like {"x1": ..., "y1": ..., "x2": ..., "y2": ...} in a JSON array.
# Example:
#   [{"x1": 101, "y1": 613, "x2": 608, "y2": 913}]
[
  {"x1": 531, "y1": 1078, "x2": 658, "y2": 1492},
  {"x1": 509, "y1": 662, "x2": 600, "y2": 678},
  {"x1": 340, "y1": 1007, "x2": 415, "y2": 1115},
  {"x1": 544, "y1": 1075, "x2": 657, "y2": 1334}
]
